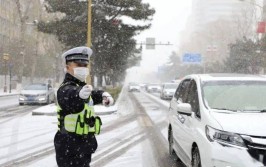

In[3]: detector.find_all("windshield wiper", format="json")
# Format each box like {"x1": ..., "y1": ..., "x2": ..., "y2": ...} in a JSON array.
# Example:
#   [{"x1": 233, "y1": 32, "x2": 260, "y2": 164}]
[{"x1": 212, "y1": 108, "x2": 238, "y2": 112}]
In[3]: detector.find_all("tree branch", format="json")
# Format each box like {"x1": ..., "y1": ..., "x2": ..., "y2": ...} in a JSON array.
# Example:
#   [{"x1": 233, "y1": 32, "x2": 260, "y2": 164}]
[{"x1": 109, "y1": 6, "x2": 123, "y2": 21}]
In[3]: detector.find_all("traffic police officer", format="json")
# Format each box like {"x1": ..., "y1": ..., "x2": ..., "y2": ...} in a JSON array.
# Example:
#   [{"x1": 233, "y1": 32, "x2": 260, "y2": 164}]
[{"x1": 54, "y1": 46, "x2": 114, "y2": 167}]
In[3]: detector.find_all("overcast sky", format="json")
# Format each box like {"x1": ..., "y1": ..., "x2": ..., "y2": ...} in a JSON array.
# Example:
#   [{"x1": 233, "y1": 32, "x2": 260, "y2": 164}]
[{"x1": 134, "y1": 0, "x2": 192, "y2": 72}]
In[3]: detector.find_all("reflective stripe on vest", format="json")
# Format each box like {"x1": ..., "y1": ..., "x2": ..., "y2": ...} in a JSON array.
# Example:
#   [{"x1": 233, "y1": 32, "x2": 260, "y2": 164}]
[
  {"x1": 94, "y1": 116, "x2": 102, "y2": 135},
  {"x1": 65, "y1": 104, "x2": 95, "y2": 134},
  {"x1": 57, "y1": 97, "x2": 102, "y2": 135}
]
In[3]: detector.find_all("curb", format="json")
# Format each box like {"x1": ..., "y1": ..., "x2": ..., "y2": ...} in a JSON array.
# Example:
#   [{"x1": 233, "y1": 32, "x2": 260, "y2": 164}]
[
  {"x1": 32, "y1": 106, "x2": 118, "y2": 116},
  {"x1": 32, "y1": 111, "x2": 56, "y2": 116},
  {"x1": 32, "y1": 110, "x2": 118, "y2": 116},
  {"x1": 0, "y1": 94, "x2": 19, "y2": 97},
  {"x1": 95, "y1": 109, "x2": 117, "y2": 115}
]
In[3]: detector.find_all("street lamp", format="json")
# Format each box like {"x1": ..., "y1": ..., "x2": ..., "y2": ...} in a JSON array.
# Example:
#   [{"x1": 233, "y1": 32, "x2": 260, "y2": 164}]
[
  {"x1": 3, "y1": 53, "x2": 10, "y2": 93},
  {"x1": 9, "y1": 63, "x2": 13, "y2": 93},
  {"x1": 86, "y1": 0, "x2": 92, "y2": 85}
]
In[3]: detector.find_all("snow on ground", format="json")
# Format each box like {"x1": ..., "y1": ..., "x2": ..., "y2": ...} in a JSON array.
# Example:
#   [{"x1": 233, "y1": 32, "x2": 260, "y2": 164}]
[
  {"x1": 26, "y1": 113, "x2": 119, "y2": 167},
  {"x1": 0, "y1": 113, "x2": 57, "y2": 165},
  {"x1": 0, "y1": 86, "x2": 170, "y2": 167},
  {"x1": 0, "y1": 95, "x2": 19, "y2": 108},
  {"x1": 31, "y1": 104, "x2": 118, "y2": 116},
  {"x1": 133, "y1": 92, "x2": 170, "y2": 142},
  {"x1": 0, "y1": 89, "x2": 19, "y2": 97}
]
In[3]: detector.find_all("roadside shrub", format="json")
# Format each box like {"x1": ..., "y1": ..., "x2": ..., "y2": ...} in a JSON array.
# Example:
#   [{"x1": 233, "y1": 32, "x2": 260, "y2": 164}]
[{"x1": 105, "y1": 86, "x2": 122, "y2": 102}]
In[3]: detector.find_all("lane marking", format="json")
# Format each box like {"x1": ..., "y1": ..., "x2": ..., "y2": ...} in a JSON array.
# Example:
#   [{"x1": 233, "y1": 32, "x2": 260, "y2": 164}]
[{"x1": 138, "y1": 116, "x2": 153, "y2": 127}]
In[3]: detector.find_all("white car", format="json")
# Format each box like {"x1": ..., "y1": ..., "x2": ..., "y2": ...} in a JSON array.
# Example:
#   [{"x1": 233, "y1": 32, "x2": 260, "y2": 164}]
[
  {"x1": 168, "y1": 74, "x2": 266, "y2": 167},
  {"x1": 19, "y1": 83, "x2": 56, "y2": 105},
  {"x1": 128, "y1": 83, "x2": 140, "y2": 92},
  {"x1": 146, "y1": 84, "x2": 161, "y2": 93},
  {"x1": 160, "y1": 82, "x2": 179, "y2": 100}
]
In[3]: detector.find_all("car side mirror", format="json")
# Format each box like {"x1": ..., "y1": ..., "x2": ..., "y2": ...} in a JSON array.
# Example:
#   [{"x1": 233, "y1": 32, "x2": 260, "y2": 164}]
[{"x1": 177, "y1": 103, "x2": 192, "y2": 116}]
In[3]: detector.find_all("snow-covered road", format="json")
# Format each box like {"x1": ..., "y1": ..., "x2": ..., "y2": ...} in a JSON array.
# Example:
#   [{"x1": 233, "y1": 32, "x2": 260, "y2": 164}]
[
  {"x1": 0, "y1": 95, "x2": 19, "y2": 108},
  {"x1": 0, "y1": 88, "x2": 185, "y2": 167}
]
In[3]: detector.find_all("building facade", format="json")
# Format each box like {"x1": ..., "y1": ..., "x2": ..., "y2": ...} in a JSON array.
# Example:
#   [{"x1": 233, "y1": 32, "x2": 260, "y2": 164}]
[
  {"x1": 180, "y1": 0, "x2": 259, "y2": 65},
  {"x1": 189, "y1": 0, "x2": 257, "y2": 30},
  {"x1": 0, "y1": 0, "x2": 20, "y2": 54}
]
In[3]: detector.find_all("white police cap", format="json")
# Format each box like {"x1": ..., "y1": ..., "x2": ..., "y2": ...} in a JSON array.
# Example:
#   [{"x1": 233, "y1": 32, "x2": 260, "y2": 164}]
[{"x1": 62, "y1": 46, "x2": 93, "y2": 65}]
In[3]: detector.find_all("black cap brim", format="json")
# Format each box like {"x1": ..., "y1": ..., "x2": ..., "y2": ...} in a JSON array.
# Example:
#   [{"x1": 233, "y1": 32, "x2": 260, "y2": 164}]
[{"x1": 67, "y1": 59, "x2": 89, "y2": 65}]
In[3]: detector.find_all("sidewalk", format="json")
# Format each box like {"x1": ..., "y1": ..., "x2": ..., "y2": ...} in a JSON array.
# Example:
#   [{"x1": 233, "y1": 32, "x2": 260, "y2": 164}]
[
  {"x1": 0, "y1": 89, "x2": 19, "y2": 97},
  {"x1": 32, "y1": 86, "x2": 125, "y2": 116},
  {"x1": 32, "y1": 104, "x2": 118, "y2": 116},
  {"x1": 0, "y1": 88, "x2": 121, "y2": 116}
]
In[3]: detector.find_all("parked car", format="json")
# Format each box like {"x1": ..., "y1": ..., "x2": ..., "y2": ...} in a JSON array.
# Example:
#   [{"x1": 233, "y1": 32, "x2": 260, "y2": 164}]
[
  {"x1": 19, "y1": 83, "x2": 55, "y2": 105},
  {"x1": 168, "y1": 74, "x2": 266, "y2": 167},
  {"x1": 128, "y1": 83, "x2": 140, "y2": 92},
  {"x1": 160, "y1": 82, "x2": 179, "y2": 100},
  {"x1": 146, "y1": 83, "x2": 161, "y2": 93}
]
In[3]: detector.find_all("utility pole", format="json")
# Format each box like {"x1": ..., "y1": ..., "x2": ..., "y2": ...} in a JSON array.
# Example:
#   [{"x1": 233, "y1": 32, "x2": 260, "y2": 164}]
[
  {"x1": 3, "y1": 53, "x2": 9, "y2": 93},
  {"x1": 86, "y1": 0, "x2": 92, "y2": 85},
  {"x1": 9, "y1": 63, "x2": 12, "y2": 93}
]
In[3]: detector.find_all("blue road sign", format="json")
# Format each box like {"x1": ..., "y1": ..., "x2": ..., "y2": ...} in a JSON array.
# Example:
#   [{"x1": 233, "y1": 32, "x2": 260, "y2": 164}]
[{"x1": 182, "y1": 53, "x2": 202, "y2": 64}]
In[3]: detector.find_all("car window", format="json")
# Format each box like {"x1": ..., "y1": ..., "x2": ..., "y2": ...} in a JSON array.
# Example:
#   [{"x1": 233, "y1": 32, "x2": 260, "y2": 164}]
[
  {"x1": 24, "y1": 84, "x2": 47, "y2": 90},
  {"x1": 174, "y1": 79, "x2": 190, "y2": 103},
  {"x1": 187, "y1": 80, "x2": 200, "y2": 118}
]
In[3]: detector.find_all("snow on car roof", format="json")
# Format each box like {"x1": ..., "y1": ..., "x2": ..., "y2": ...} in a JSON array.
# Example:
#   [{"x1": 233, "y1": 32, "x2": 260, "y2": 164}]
[{"x1": 188, "y1": 73, "x2": 266, "y2": 81}]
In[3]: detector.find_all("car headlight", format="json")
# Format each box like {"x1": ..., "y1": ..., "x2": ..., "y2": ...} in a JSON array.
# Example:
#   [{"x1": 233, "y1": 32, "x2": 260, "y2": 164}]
[
  {"x1": 38, "y1": 97, "x2": 46, "y2": 101},
  {"x1": 205, "y1": 126, "x2": 246, "y2": 147}
]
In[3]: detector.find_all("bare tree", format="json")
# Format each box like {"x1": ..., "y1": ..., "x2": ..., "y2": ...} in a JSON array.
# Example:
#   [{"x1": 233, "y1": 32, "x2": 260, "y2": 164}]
[
  {"x1": 233, "y1": 4, "x2": 259, "y2": 40},
  {"x1": 14, "y1": 0, "x2": 33, "y2": 85}
]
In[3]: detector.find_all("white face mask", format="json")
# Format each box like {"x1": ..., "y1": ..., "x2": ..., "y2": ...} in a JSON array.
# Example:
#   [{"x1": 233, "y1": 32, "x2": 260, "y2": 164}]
[{"x1": 73, "y1": 67, "x2": 89, "y2": 82}]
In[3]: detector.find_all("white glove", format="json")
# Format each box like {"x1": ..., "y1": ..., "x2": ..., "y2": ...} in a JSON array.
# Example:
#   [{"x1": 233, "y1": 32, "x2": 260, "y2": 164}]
[
  {"x1": 102, "y1": 92, "x2": 114, "y2": 106},
  {"x1": 79, "y1": 85, "x2": 93, "y2": 99}
]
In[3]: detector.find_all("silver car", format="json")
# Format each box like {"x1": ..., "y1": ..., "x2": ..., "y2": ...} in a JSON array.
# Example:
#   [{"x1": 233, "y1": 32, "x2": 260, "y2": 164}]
[
  {"x1": 19, "y1": 83, "x2": 55, "y2": 105},
  {"x1": 160, "y1": 83, "x2": 179, "y2": 100},
  {"x1": 128, "y1": 83, "x2": 141, "y2": 92}
]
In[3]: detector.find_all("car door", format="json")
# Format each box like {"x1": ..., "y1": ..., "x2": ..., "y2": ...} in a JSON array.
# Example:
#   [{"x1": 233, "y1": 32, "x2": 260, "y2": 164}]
[
  {"x1": 179, "y1": 79, "x2": 201, "y2": 160},
  {"x1": 169, "y1": 79, "x2": 190, "y2": 162}
]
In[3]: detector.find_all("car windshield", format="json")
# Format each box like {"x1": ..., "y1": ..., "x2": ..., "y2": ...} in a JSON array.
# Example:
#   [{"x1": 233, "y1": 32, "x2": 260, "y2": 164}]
[
  {"x1": 164, "y1": 84, "x2": 178, "y2": 89},
  {"x1": 202, "y1": 80, "x2": 266, "y2": 112},
  {"x1": 24, "y1": 84, "x2": 47, "y2": 90}
]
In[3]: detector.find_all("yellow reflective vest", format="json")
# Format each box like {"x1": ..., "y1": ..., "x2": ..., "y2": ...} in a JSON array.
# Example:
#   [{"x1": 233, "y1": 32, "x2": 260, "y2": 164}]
[{"x1": 57, "y1": 96, "x2": 102, "y2": 135}]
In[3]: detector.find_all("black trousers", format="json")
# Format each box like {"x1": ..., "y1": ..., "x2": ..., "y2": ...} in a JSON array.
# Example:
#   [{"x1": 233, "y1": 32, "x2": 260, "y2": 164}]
[
  {"x1": 54, "y1": 132, "x2": 95, "y2": 167},
  {"x1": 56, "y1": 152, "x2": 91, "y2": 167}
]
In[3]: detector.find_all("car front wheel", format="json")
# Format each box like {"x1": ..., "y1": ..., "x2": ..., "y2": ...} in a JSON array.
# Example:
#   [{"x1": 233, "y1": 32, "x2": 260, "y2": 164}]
[
  {"x1": 169, "y1": 129, "x2": 174, "y2": 156},
  {"x1": 192, "y1": 146, "x2": 201, "y2": 167},
  {"x1": 169, "y1": 128, "x2": 181, "y2": 162}
]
